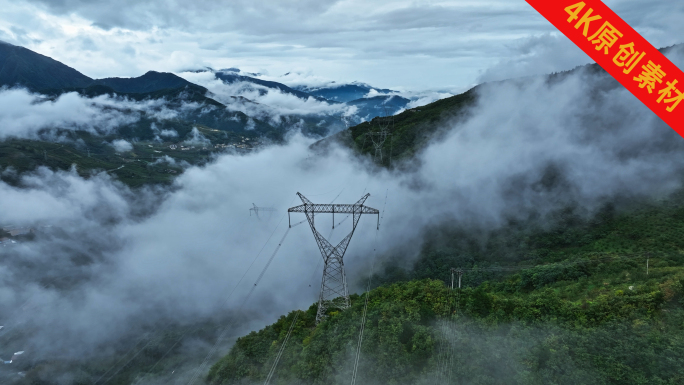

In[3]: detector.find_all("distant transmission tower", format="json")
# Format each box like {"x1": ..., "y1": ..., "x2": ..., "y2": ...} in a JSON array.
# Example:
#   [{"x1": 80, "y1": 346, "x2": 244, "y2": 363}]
[
  {"x1": 288, "y1": 193, "x2": 379, "y2": 324},
  {"x1": 366, "y1": 106, "x2": 393, "y2": 164},
  {"x1": 250, "y1": 203, "x2": 277, "y2": 219}
]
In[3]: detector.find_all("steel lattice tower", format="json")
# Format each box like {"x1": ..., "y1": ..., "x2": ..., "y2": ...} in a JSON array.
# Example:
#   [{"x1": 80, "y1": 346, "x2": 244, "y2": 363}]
[
  {"x1": 288, "y1": 193, "x2": 379, "y2": 324},
  {"x1": 367, "y1": 108, "x2": 393, "y2": 163},
  {"x1": 250, "y1": 203, "x2": 277, "y2": 218}
]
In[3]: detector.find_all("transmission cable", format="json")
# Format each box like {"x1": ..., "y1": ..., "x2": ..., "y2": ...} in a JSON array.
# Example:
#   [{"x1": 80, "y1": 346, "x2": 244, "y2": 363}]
[
  {"x1": 350, "y1": 189, "x2": 388, "y2": 385},
  {"x1": 185, "y1": 226, "x2": 296, "y2": 385},
  {"x1": 186, "y1": 187, "x2": 348, "y2": 385},
  {"x1": 257, "y1": 187, "x2": 350, "y2": 384},
  {"x1": 263, "y1": 311, "x2": 300, "y2": 385},
  {"x1": 128, "y1": 196, "x2": 298, "y2": 385},
  {"x1": 453, "y1": 253, "x2": 654, "y2": 276},
  {"x1": 93, "y1": 333, "x2": 153, "y2": 385},
  {"x1": 98, "y1": 337, "x2": 156, "y2": 385}
]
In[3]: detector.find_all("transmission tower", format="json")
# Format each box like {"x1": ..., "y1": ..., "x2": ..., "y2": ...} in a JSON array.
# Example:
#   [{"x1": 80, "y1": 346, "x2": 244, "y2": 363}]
[
  {"x1": 366, "y1": 106, "x2": 393, "y2": 163},
  {"x1": 288, "y1": 193, "x2": 379, "y2": 324},
  {"x1": 250, "y1": 203, "x2": 277, "y2": 218}
]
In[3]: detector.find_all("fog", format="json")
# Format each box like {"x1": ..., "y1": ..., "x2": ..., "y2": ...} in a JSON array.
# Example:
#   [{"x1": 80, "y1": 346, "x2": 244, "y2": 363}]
[
  {"x1": 1, "y1": 46, "x2": 684, "y2": 381},
  {"x1": 178, "y1": 71, "x2": 358, "y2": 127},
  {"x1": 0, "y1": 88, "x2": 203, "y2": 141}
]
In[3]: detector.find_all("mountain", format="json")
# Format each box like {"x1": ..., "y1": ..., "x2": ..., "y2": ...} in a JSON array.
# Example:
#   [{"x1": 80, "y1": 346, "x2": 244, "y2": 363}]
[
  {"x1": 210, "y1": 69, "x2": 328, "y2": 101},
  {"x1": 335, "y1": 43, "x2": 684, "y2": 168},
  {"x1": 346, "y1": 94, "x2": 411, "y2": 120},
  {"x1": 209, "y1": 191, "x2": 684, "y2": 385},
  {"x1": 92, "y1": 71, "x2": 196, "y2": 93},
  {"x1": 296, "y1": 82, "x2": 398, "y2": 103},
  {"x1": 0, "y1": 40, "x2": 93, "y2": 91},
  {"x1": 0, "y1": 43, "x2": 208, "y2": 95},
  {"x1": 209, "y1": 46, "x2": 684, "y2": 384},
  {"x1": 0, "y1": 46, "x2": 296, "y2": 187}
]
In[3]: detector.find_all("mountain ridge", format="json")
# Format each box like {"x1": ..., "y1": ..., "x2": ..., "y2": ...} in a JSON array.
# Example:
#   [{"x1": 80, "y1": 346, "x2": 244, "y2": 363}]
[
  {"x1": 0, "y1": 43, "x2": 204, "y2": 95},
  {"x1": 0, "y1": 42, "x2": 93, "y2": 91}
]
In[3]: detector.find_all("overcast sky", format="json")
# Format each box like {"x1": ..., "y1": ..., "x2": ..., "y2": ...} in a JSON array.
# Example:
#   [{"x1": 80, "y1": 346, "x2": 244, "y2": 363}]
[{"x1": 0, "y1": 0, "x2": 682, "y2": 91}]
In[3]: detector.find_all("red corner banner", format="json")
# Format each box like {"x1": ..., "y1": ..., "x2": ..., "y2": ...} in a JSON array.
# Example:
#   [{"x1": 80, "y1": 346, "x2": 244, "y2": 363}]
[{"x1": 526, "y1": 0, "x2": 684, "y2": 134}]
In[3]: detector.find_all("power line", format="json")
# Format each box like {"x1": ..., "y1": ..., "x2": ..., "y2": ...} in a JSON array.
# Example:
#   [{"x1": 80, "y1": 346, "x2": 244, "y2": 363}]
[
  {"x1": 93, "y1": 334, "x2": 153, "y2": 385},
  {"x1": 350, "y1": 189, "x2": 388, "y2": 385},
  {"x1": 450, "y1": 253, "x2": 655, "y2": 279},
  {"x1": 185, "y1": 226, "x2": 297, "y2": 385},
  {"x1": 185, "y1": 188, "x2": 348, "y2": 384},
  {"x1": 128, "y1": 197, "x2": 299, "y2": 384},
  {"x1": 99, "y1": 338, "x2": 156, "y2": 385},
  {"x1": 260, "y1": 188, "x2": 362, "y2": 384},
  {"x1": 263, "y1": 311, "x2": 300, "y2": 385}
]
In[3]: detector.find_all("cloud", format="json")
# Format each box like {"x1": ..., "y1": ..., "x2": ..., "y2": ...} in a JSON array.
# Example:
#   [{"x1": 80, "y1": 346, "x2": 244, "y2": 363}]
[
  {"x1": 178, "y1": 71, "x2": 357, "y2": 128},
  {"x1": 159, "y1": 128, "x2": 178, "y2": 137},
  {"x1": 0, "y1": 89, "x2": 139, "y2": 140},
  {"x1": 405, "y1": 91, "x2": 455, "y2": 109},
  {"x1": 183, "y1": 127, "x2": 211, "y2": 146},
  {"x1": 0, "y1": 88, "x2": 208, "y2": 142},
  {"x1": 111, "y1": 139, "x2": 133, "y2": 153},
  {"x1": 150, "y1": 154, "x2": 189, "y2": 168},
  {"x1": 257, "y1": 71, "x2": 344, "y2": 90},
  {"x1": 477, "y1": 33, "x2": 592, "y2": 83}
]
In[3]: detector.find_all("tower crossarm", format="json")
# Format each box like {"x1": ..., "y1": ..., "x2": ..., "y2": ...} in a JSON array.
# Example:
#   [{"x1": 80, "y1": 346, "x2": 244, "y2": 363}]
[
  {"x1": 288, "y1": 193, "x2": 380, "y2": 229},
  {"x1": 288, "y1": 192, "x2": 380, "y2": 324},
  {"x1": 287, "y1": 204, "x2": 379, "y2": 215}
]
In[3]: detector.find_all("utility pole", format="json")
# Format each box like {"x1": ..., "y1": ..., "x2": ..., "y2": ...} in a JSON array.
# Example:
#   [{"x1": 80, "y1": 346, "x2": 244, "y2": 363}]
[
  {"x1": 450, "y1": 268, "x2": 463, "y2": 289},
  {"x1": 288, "y1": 193, "x2": 379, "y2": 324},
  {"x1": 646, "y1": 252, "x2": 650, "y2": 275}
]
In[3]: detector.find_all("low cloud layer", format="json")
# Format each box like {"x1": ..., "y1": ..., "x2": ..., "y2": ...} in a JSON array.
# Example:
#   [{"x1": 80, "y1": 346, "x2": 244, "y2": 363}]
[
  {"x1": 0, "y1": 88, "x2": 192, "y2": 141},
  {"x1": 178, "y1": 71, "x2": 358, "y2": 126},
  {"x1": 477, "y1": 33, "x2": 592, "y2": 83},
  {"x1": 111, "y1": 139, "x2": 133, "y2": 152},
  {"x1": 0, "y1": 89, "x2": 137, "y2": 140}
]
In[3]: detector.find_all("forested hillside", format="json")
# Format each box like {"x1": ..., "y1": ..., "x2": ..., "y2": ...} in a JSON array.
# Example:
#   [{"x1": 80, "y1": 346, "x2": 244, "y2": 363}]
[{"x1": 208, "y1": 191, "x2": 684, "y2": 385}]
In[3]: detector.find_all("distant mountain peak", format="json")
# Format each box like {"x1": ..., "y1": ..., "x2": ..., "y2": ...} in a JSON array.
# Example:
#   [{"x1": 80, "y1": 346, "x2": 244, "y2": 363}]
[
  {"x1": 92, "y1": 71, "x2": 196, "y2": 93},
  {"x1": 0, "y1": 40, "x2": 13, "y2": 46},
  {"x1": 217, "y1": 68, "x2": 261, "y2": 77},
  {"x1": 180, "y1": 67, "x2": 215, "y2": 74}
]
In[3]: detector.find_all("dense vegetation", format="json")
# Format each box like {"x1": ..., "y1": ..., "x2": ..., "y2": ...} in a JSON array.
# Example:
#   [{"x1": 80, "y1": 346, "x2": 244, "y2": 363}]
[
  {"x1": 207, "y1": 192, "x2": 684, "y2": 385},
  {"x1": 0, "y1": 124, "x2": 258, "y2": 187},
  {"x1": 344, "y1": 88, "x2": 477, "y2": 166}
]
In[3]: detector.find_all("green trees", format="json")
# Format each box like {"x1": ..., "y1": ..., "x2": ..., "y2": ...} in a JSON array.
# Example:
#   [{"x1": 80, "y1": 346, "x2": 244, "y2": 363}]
[
  {"x1": 209, "y1": 267, "x2": 684, "y2": 384},
  {"x1": 209, "y1": 195, "x2": 684, "y2": 385}
]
